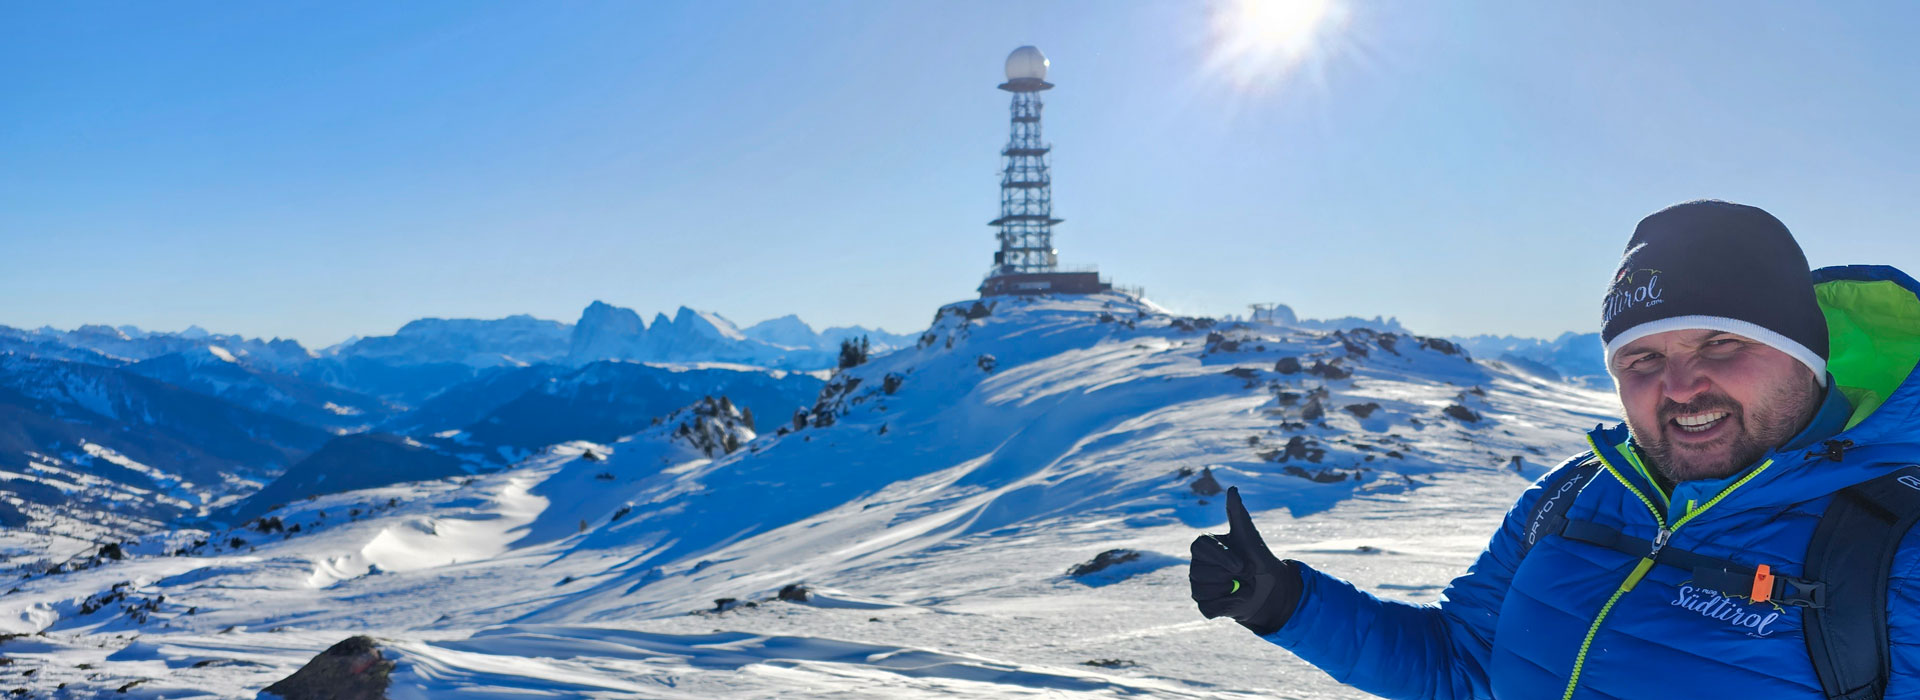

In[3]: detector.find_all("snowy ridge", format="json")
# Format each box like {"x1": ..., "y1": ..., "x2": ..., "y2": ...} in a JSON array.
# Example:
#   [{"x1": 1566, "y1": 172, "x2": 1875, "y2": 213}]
[{"x1": 0, "y1": 292, "x2": 1620, "y2": 698}]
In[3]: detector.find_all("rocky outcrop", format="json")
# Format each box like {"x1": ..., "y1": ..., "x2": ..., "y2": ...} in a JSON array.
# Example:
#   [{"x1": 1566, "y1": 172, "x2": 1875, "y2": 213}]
[
  {"x1": 261, "y1": 636, "x2": 394, "y2": 700},
  {"x1": 567, "y1": 301, "x2": 648, "y2": 364}
]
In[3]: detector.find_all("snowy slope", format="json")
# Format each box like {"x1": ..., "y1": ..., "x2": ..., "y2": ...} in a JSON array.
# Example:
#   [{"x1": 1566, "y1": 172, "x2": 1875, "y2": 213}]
[{"x1": 0, "y1": 292, "x2": 1620, "y2": 698}]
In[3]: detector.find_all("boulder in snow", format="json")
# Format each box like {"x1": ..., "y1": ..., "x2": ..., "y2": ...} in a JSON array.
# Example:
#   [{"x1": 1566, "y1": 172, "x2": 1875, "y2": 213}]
[
  {"x1": 1189, "y1": 466, "x2": 1222, "y2": 496},
  {"x1": 1343, "y1": 402, "x2": 1381, "y2": 419},
  {"x1": 261, "y1": 635, "x2": 394, "y2": 700},
  {"x1": 1066, "y1": 549, "x2": 1141, "y2": 577}
]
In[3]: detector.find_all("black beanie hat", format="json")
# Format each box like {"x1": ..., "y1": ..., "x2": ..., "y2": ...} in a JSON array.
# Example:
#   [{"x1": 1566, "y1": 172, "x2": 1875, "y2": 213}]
[{"x1": 1601, "y1": 200, "x2": 1828, "y2": 385}]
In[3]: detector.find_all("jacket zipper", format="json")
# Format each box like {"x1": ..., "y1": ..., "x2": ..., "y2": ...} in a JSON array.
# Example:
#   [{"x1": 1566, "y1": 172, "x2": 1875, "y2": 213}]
[{"x1": 1561, "y1": 435, "x2": 1776, "y2": 700}]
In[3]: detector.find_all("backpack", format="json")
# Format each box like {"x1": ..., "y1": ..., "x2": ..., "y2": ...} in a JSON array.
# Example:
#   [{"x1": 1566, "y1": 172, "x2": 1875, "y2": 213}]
[{"x1": 1519, "y1": 452, "x2": 1920, "y2": 700}]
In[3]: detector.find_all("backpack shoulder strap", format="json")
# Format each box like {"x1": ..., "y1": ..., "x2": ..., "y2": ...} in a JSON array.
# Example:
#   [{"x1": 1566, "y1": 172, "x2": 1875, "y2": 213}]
[
  {"x1": 1805, "y1": 464, "x2": 1920, "y2": 700},
  {"x1": 1518, "y1": 455, "x2": 1604, "y2": 559}
]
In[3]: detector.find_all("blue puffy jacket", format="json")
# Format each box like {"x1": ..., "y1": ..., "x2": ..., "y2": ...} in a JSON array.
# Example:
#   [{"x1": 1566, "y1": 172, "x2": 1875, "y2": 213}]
[{"x1": 1264, "y1": 265, "x2": 1920, "y2": 699}]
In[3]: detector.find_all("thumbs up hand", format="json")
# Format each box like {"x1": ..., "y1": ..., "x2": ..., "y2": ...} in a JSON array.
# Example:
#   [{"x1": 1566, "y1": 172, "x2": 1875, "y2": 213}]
[{"x1": 1189, "y1": 486, "x2": 1302, "y2": 635}]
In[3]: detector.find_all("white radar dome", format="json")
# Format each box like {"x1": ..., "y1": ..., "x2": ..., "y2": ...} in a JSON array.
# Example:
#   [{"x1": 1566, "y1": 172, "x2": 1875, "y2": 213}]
[{"x1": 1005, "y1": 45, "x2": 1049, "y2": 81}]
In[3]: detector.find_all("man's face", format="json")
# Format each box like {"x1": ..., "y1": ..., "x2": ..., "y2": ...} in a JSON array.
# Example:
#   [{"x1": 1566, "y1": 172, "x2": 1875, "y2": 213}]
[{"x1": 1610, "y1": 329, "x2": 1821, "y2": 483}]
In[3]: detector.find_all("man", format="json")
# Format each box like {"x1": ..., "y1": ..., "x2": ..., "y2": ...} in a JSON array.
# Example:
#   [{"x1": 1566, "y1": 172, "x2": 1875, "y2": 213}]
[{"x1": 1190, "y1": 200, "x2": 1920, "y2": 698}]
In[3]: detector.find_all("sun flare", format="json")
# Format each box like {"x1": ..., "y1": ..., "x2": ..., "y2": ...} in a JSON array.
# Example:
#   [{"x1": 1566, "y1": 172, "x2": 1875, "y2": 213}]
[{"x1": 1206, "y1": 0, "x2": 1344, "y2": 91}]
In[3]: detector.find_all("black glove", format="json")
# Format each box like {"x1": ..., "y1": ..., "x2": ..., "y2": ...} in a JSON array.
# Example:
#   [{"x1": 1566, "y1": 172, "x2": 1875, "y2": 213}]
[{"x1": 1189, "y1": 486, "x2": 1302, "y2": 636}]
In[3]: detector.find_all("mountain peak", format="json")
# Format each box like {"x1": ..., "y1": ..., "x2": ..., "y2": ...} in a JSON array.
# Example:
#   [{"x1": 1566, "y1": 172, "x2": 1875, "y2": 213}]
[{"x1": 671, "y1": 307, "x2": 745, "y2": 342}]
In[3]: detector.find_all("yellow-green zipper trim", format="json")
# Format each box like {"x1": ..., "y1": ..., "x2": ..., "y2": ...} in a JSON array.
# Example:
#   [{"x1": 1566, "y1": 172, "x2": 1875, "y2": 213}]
[
  {"x1": 1585, "y1": 435, "x2": 1666, "y2": 529},
  {"x1": 1561, "y1": 557, "x2": 1656, "y2": 700},
  {"x1": 1619, "y1": 444, "x2": 1670, "y2": 511},
  {"x1": 1560, "y1": 436, "x2": 1779, "y2": 699}
]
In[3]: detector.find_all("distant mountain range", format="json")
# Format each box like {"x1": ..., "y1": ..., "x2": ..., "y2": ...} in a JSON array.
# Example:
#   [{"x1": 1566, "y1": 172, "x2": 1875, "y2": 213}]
[
  {"x1": 0, "y1": 302, "x2": 889, "y2": 544},
  {"x1": 1235, "y1": 304, "x2": 1606, "y2": 386},
  {"x1": 1449, "y1": 332, "x2": 1608, "y2": 385}
]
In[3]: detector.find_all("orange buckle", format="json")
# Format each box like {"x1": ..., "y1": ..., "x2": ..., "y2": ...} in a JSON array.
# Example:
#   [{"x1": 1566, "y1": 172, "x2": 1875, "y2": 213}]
[{"x1": 1751, "y1": 564, "x2": 1774, "y2": 603}]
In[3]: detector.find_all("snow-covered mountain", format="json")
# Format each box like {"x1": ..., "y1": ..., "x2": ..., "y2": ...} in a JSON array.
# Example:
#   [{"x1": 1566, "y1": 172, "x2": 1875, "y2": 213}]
[
  {"x1": 128, "y1": 347, "x2": 398, "y2": 433},
  {"x1": 327, "y1": 315, "x2": 574, "y2": 368},
  {"x1": 1451, "y1": 331, "x2": 1608, "y2": 385},
  {"x1": 0, "y1": 292, "x2": 1622, "y2": 698},
  {"x1": 17, "y1": 323, "x2": 318, "y2": 373},
  {"x1": 0, "y1": 355, "x2": 331, "y2": 560},
  {"x1": 5, "y1": 304, "x2": 908, "y2": 415},
  {"x1": 568, "y1": 301, "x2": 914, "y2": 369},
  {"x1": 743, "y1": 313, "x2": 918, "y2": 351},
  {"x1": 566, "y1": 302, "x2": 825, "y2": 367}
]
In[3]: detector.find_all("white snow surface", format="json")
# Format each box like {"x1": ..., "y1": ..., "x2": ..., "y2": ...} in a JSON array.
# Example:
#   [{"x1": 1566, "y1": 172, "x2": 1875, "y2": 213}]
[{"x1": 1, "y1": 292, "x2": 1622, "y2": 698}]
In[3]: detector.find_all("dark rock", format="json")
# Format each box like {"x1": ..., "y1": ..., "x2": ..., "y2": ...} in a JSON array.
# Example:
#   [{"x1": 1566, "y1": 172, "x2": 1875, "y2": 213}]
[
  {"x1": 1300, "y1": 396, "x2": 1326, "y2": 421},
  {"x1": 1083, "y1": 658, "x2": 1139, "y2": 669},
  {"x1": 976, "y1": 354, "x2": 998, "y2": 373},
  {"x1": 1443, "y1": 404, "x2": 1482, "y2": 422},
  {"x1": 1416, "y1": 336, "x2": 1469, "y2": 359},
  {"x1": 1067, "y1": 549, "x2": 1142, "y2": 577},
  {"x1": 1189, "y1": 466, "x2": 1222, "y2": 496},
  {"x1": 882, "y1": 373, "x2": 904, "y2": 395},
  {"x1": 1307, "y1": 360, "x2": 1351, "y2": 380},
  {"x1": 1274, "y1": 390, "x2": 1301, "y2": 405},
  {"x1": 1283, "y1": 466, "x2": 1348, "y2": 483},
  {"x1": 1343, "y1": 402, "x2": 1381, "y2": 419},
  {"x1": 1274, "y1": 357, "x2": 1303, "y2": 374},
  {"x1": 261, "y1": 636, "x2": 395, "y2": 700},
  {"x1": 1283, "y1": 436, "x2": 1310, "y2": 461},
  {"x1": 1224, "y1": 367, "x2": 1260, "y2": 380},
  {"x1": 965, "y1": 302, "x2": 993, "y2": 320},
  {"x1": 582, "y1": 449, "x2": 604, "y2": 462},
  {"x1": 777, "y1": 584, "x2": 810, "y2": 602}
]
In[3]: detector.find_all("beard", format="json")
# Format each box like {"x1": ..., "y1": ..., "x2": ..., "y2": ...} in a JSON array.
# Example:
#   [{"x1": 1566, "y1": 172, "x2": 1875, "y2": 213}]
[{"x1": 1631, "y1": 376, "x2": 1822, "y2": 484}]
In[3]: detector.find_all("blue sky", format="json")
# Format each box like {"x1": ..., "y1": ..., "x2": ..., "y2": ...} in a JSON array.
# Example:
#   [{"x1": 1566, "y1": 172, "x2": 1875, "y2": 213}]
[{"x1": 3, "y1": 1, "x2": 1917, "y2": 348}]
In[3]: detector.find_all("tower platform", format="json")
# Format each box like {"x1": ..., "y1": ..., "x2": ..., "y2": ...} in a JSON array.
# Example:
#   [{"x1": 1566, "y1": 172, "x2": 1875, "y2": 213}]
[{"x1": 979, "y1": 271, "x2": 1113, "y2": 297}]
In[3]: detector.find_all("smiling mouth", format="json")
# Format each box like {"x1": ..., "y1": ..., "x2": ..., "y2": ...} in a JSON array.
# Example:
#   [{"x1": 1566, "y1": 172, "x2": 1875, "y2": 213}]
[{"x1": 1670, "y1": 411, "x2": 1730, "y2": 433}]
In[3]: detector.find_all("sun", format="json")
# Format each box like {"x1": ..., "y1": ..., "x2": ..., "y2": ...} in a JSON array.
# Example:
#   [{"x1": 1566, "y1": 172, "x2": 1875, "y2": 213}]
[{"x1": 1205, "y1": 0, "x2": 1345, "y2": 91}]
